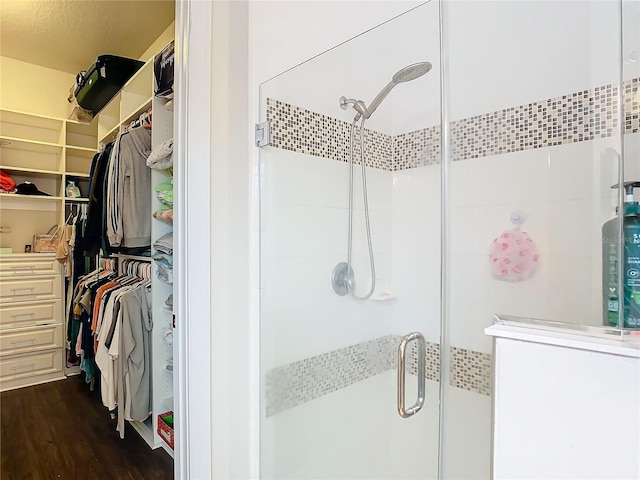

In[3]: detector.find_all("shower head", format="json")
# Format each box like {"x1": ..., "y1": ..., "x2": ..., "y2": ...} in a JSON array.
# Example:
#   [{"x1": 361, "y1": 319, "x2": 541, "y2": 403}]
[
  {"x1": 392, "y1": 62, "x2": 432, "y2": 83},
  {"x1": 357, "y1": 61, "x2": 432, "y2": 120}
]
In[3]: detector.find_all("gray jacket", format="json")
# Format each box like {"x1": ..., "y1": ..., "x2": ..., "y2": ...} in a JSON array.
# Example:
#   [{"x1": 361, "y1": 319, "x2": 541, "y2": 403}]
[
  {"x1": 116, "y1": 285, "x2": 153, "y2": 437},
  {"x1": 107, "y1": 127, "x2": 152, "y2": 248}
]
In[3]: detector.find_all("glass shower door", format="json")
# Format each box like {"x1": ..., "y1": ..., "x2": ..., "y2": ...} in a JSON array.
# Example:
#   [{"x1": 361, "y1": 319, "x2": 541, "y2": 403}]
[{"x1": 259, "y1": 3, "x2": 443, "y2": 478}]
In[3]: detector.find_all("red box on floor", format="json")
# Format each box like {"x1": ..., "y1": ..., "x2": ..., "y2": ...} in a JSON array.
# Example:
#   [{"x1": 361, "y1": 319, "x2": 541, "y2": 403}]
[{"x1": 157, "y1": 411, "x2": 174, "y2": 450}]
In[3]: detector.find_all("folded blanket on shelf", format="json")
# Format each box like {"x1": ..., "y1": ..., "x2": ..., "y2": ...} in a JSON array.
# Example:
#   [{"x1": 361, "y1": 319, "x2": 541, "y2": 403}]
[
  {"x1": 147, "y1": 139, "x2": 173, "y2": 170},
  {"x1": 152, "y1": 252, "x2": 174, "y2": 284},
  {"x1": 153, "y1": 232, "x2": 173, "y2": 255},
  {"x1": 153, "y1": 209, "x2": 173, "y2": 223},
  {"x1": 155, "y1": 182, "x2": 173, "y2": 207}
]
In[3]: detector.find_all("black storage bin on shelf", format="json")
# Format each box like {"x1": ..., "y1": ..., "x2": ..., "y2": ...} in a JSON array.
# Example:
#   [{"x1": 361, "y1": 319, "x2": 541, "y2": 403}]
[{"x1": 74, "y1": 55, "x2": 145, "y2": 114}]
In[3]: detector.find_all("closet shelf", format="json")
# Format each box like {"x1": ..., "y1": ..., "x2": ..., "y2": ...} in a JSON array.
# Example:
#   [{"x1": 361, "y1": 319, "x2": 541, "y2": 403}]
[
  {"x1": 0, "y1": 165, "x2": 62, "y2": 176},
  {"x1": 0, "y1": 194, "x2": 63, "y2": 201},
  {"x1": 0, "y1": 136, "x2": 63, "y2": 153},
  {"x1": 0, "y1": 108, "x2": 65, "y2": 128},
  {"x1": 65, "y1": 172, "x2": 90, "y2": 178},
  {"x1": 99, "y1": 125, "x2": 120, "y2": 145},
  {"x1": 112, "y1": 253, "x2": 152, "y2": 262},
  {"x1": 121, "y1": 97, "x2": 153, "y2": 127},
  {"x1": 66, "y1": 145, "x2": 97, "y2": 154},
  {"x1": 64, "y1": 197, "x2": 89, "y2": 203}
]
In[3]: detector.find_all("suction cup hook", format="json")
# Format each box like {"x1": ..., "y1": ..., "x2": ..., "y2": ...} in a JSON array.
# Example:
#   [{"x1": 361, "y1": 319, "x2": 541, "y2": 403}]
[{"x1": 510, "y1": 211, "x2": 527, "y2": 229}]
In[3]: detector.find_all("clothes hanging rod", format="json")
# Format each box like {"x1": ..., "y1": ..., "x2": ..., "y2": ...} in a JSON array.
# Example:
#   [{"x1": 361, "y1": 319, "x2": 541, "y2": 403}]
[{"x1": 110, "y1": 253, "x2": 152, "y2": 262}]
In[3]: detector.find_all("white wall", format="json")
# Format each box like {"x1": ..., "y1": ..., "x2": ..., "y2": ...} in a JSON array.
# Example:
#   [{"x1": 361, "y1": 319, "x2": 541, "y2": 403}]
[
  {"x1": 0, "y1": 57, "x2": 75, "y2": 118},
  {"x1": 139, "y1": 21, "x2": 175, "y2": 63},
  {"x1": 0, "y1": 22, "x2": 174, "y2": 120},
  {"x1": 446, "y1": 0, "x2": 622, "y2": 120}
]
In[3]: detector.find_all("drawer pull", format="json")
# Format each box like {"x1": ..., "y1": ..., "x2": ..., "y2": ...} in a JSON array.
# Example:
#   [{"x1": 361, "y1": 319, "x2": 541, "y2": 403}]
[
  {"x1": 10, "y1": 288, "x2": 35, "y2": 293},
  {"x1": 10, "y1": 313, "x2": 35, "y2": 319},
  {"x1": 10, "y1": 266, "x2": 36, "y2": 275},
  {"x1": 10, "y1": 363, "x2": 35, "y2": 372},
  {"x1": 10, "y1": 339, "x2": 36, "y2": 346}
]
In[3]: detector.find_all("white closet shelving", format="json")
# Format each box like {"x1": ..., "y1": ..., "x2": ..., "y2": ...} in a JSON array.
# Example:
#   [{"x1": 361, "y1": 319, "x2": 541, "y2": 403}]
[
  {"x1": 0, "y1": 109, "x2": 97, "y2": 254},
  {"x1": 1, "y1": 50, "x2": 175, "y2": 454},
  {"x1": 95, "y1": 56, "x2": 175, "y2": 455}
]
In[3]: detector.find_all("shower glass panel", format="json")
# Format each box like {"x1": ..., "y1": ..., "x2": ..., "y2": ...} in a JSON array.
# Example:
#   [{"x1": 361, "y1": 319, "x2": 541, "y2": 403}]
[
  {"x1": 442, "y1": 0, "x2": 630, "y2": 334},
  {"x1": 441, "y1": 1, "x2": 627, "y2": 476},
  {"x1": 259, "y1": 2, "x2": 442, "y2": 478}
]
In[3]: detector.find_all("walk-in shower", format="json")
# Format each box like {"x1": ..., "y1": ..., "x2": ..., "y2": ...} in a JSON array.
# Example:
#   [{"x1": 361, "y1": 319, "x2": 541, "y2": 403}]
[
  {"x1": 259, "y1": 0, "x2": 634, "y2": 477},
  {"x1": 331, "y1": 62, "x2": 432, "y2": 300}
]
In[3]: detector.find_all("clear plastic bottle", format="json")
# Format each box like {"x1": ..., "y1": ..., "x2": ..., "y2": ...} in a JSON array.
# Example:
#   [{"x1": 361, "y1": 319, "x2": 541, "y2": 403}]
[{"x1": 66, "y1": 180, "x2": 81, "y2": 198}]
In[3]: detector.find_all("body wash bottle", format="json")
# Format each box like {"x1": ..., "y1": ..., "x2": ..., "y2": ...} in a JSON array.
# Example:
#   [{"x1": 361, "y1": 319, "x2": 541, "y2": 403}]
[{"x1": 602, "y1": 181, "x2": 640, "y2": 328}]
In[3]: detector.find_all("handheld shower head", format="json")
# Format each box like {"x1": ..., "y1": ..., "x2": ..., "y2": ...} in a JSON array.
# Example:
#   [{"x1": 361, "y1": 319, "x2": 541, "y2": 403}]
[
  {"x1": 362, "y1": 62, "x2": 432, "y2": 120},
  {"x1": 392, "y1": 62, "x2": 432, "y2": 83},
  {"x1": 340, "y1": 62, "x2": 432, "y2": 121}
]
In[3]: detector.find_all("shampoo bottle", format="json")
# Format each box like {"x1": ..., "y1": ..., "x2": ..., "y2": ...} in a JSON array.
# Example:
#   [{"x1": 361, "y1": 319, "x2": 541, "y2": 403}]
[{"x1": 602, "y1": 181, "x2": 640, "y2": 328}]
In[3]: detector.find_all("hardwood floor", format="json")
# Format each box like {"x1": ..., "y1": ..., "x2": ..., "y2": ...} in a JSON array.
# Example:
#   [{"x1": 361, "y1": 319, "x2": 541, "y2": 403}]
[{"x1": 0, "y1": 376, "x2": 173, "y2": 480}]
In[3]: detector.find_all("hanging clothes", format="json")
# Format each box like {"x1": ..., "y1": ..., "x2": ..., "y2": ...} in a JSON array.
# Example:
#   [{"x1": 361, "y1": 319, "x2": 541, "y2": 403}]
[
  {"x1": 106, "y1": 127, "x2": 152, "y2": 249},
  {"x1": 73, "y1": 259, "x2": 153, "y2": 439},
  {"x1": 83, "y1": 146, "x2": 113, "y2": 257}
]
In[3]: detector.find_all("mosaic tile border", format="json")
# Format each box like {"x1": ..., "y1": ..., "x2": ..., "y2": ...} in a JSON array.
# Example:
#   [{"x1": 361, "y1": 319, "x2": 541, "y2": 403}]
[
  {"x1": 264, "y1": 335, "x2": 395, "y2": 417},
  {"x1": 448, "y1": 79, "x2": 639, "y2": 163},
  {"x1": 266, "y1": 77, "x2": 639, "y2": 171},
  {"x1": 625, "y1": 77, "x2": 640, "y2": 134},
  {"x1": 266, "y1": 98, "x2": 393, "y2": 170},
  {"x1": 450, "y1": 346, "x2": 492, "y2": 396},
  {"x1": 393, "y1": 125, "x2": 441, "y2": 170},
  {"x1": 265, "y1": 335, "x2": 490, "y2": 417}
]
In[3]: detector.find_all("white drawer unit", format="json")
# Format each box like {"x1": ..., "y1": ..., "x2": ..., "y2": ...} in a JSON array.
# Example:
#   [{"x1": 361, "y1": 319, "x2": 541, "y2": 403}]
[
  {"x1": 0, "y1": 254, "x2": 60, "y2": 278},
  {"x1": 0, "y1": 350, "x2": 64, "y2": 388},
  {"x1": 0, "y1": 276, "x2": 62, "y2": 303},
  {"x1": 0, "y1": 254, "x2": 64, "y2": 391},
  {"x1": 0, "y1": 324, "x2": 63, "y2": 356},
  {"x1": 0, "y1": 299, "x2": 61, "y2": 329}
]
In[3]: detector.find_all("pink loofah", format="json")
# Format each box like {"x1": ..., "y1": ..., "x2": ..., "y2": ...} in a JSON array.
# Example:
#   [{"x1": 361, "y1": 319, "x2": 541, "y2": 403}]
[{"x1": 489, "y1": 228, "x2": 539, "y2": 281}]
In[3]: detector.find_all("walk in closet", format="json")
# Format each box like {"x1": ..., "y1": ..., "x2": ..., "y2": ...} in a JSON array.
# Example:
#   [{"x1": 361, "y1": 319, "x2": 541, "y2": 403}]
[{"x1": 0, "y1": 2, "x2": 176, "y2": 462}]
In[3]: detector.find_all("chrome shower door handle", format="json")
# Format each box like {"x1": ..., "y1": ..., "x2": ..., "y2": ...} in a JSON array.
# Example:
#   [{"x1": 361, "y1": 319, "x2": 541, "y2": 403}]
[{"x1": 397, "y1": 331, "x2": 426, "y2": 418}]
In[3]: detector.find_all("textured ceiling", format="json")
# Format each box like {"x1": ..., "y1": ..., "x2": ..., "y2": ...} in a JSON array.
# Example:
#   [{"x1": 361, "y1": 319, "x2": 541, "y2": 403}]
[{"x1": 0, "y1": 0, "x2": 175, "y2": 75}]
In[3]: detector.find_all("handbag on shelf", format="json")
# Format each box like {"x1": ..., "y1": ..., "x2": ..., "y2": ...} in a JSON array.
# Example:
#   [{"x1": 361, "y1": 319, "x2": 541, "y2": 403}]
[{"x1": 33, "y1": 225, "x2": 61, "y2": 253}]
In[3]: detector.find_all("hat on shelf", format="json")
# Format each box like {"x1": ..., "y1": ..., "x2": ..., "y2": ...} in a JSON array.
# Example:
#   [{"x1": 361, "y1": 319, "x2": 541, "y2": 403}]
[{"x1": 15, "y1": 181, "x2": 52, "y2": 196}]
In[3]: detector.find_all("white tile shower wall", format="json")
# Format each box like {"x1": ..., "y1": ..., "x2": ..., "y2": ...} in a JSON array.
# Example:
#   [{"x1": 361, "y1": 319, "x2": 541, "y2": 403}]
[
  {"x1": 391, "y1": 166, "x2": 441, "y2": 344},
  {"x1": 256, "y1": 1, "x2": 440, "y2": 136},
  {"x1": 442, "y1": 386, "x2": 492, "y2": 479},
  {"x1": 260, "y1": 148, "x2": 394, "y2": 369},
  {"x1": 264, "y1": 81, "x2": 638, "y2": 361},
  {"x1": 261, "y1": 372, "x2": 440, "y2": 480},
  {"x1": 448, "y1": 135, "x2": 627, "y2": 354},
  {"x1": 445, "y1": 0, "x2": 622, "y2": 121}
]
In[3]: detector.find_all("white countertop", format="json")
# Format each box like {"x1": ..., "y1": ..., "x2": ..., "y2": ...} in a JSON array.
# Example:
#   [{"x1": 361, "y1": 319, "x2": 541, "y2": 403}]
[{"x1": 486, "y1": 320, "x2": 640, "y2": 358}]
